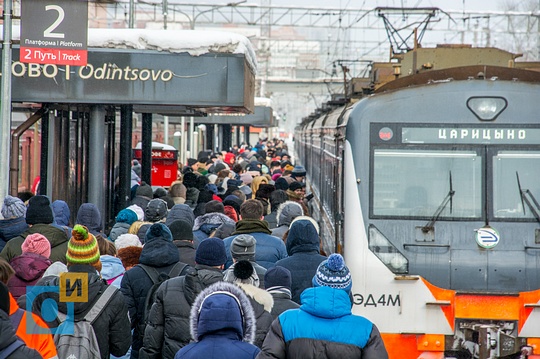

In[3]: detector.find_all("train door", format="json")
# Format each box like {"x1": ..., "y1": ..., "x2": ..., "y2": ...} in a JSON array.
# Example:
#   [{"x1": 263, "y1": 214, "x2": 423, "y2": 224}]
[{"x1": 50, "y1": 106, "x2": 90, "y2": 223}]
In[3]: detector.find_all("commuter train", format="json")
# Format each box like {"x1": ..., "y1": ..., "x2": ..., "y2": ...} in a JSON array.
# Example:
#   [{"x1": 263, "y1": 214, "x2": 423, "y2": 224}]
[{"x1": 295, "y1": 47, "x2": 540, "y2": 359}]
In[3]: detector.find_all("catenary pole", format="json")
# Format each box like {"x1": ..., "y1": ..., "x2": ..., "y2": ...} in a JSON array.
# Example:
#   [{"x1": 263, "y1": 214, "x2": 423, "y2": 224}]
[{"x1": 0, "y1": 0, "x2": 13, "y2": 207}]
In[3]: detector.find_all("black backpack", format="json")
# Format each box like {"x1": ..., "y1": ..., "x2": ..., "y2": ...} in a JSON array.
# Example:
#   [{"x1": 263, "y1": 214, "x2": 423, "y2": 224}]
[{"x1": 137, "y1": 262, "x2": 189, "y2": 339}]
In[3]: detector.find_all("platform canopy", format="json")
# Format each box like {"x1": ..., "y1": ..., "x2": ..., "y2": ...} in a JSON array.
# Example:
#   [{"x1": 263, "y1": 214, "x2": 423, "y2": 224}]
[
  {"x1": 6, "y1": 28, "x2": 257, "y2": 114},
  {"x1": 205, "y1": 97, "x2": 274, "y2": 127}
]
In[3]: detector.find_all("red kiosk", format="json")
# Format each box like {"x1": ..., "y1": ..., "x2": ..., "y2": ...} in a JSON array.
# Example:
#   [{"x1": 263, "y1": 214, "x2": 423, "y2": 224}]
[{"x1": 132, "y1": 142, "x2": 178, "y2": 187}]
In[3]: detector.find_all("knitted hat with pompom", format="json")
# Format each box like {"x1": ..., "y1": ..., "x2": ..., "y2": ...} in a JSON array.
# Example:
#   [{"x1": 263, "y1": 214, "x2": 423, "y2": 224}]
[
  {"x1": 312, "y1": 253, "x2": 352, "y2": 292},
  {"x1": 66, "y1": 224, "x2": 102, "y2": 272}
]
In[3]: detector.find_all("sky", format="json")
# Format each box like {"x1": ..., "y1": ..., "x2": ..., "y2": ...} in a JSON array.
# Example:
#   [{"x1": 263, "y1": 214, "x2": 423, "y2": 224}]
[
  {"x1": 236, "y1": 0, "x2": 504, "y2": 12},
  {"x1": 172, "y1": 0, "x2": 509, "y2": 12}
]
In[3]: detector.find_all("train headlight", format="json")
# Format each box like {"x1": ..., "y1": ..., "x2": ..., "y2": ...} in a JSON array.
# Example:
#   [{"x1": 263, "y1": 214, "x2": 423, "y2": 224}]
[
  {"x1": 467, "y1": 97, "x2": 507, "y2": 121},
  {"x1": 368, "y1": 225, "x2": 409, "y2": 274}
]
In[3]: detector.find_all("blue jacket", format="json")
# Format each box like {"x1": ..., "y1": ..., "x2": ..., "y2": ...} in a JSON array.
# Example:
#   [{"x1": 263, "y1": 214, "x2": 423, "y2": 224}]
[
  {"x1": 274, "y1": 219, "x2": 326, "y2": 303},
  {"x1": 223, "y1": 220, "x2": 287, "y2": 269},
  {"x1": 174, "y1": 282, "x2": 259, "y2": 359},
  {"x1": 75, "y1": 203, "x2": 103, "y2": 236},
  {"x1": 256, "y1": 286, "x2": 388, "y2": 359},
  {"x1": 0, "y1": 217, "x2": 28, "y2": 252},
  {"x1": 100, "y1": 255, "x2": 125, "y2": 288},
  {"x1": 51, "y1": 200, "x2": 72, "y2": 238}
]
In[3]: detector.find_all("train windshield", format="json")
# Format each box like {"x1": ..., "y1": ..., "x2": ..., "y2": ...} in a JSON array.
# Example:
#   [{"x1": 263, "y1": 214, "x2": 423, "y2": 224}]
[
  {"x1": 493, "y1": 151, "x2": 540, "y2": 219},
  {"x1": 372, "y1": 149, "x2": 482, "y2": 218}
]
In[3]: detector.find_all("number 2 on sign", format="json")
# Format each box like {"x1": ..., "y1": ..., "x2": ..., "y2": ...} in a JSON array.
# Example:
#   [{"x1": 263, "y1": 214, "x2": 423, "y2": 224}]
[
  {"x1": 23, "y1": 48, "x2": 31, "y2": 60},
  {"x1": 44, "y1": 5, "x2": 65, "y2": 39}
]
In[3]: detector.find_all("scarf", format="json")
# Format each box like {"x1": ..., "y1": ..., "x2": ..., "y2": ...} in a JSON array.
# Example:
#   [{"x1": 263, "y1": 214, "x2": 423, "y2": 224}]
[{"x1": 233, "y1": 219, "x2": 272, "y2": 235}]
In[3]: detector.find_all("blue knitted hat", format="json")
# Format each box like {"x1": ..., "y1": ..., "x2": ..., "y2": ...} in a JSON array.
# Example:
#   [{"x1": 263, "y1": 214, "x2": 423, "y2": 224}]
[
  {"x1": 145, "y1": 223, "x2": 173, "y2": 243},
  {"x1": 196, "y1": 237, "x2": 227, "y2": 266},
  {"x1": 312, "y1": 253, "x2": 352, "y2": 292}
]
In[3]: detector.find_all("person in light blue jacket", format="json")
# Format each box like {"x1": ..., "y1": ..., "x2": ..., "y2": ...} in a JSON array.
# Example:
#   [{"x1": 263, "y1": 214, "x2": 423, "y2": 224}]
[{"x1": 256, "y1": 254, "x2": 388, "y2": 359}]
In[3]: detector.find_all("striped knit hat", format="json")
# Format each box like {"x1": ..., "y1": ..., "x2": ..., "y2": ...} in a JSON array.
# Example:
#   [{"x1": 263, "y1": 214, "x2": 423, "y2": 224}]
[
  {"x1": 66, "y1": 224, "x2": 102, "y2": 272},
  {"x1": 312, "y1": 253, "x2": 352, "y2": 292}
]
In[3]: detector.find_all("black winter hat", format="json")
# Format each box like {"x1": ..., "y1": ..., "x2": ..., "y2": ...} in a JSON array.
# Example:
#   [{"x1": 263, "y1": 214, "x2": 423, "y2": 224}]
[
  {"x1": 205, "y1": 200, "x2": 224, "y2": 214},
  {"x1": 183, "y1": 172, "x2": 198, "y2": 188},
  {"x1": 145, "y1": 198, "x2": 168, "y2": 222},
  {"x1": 25, "y1": 195, "x2": 54, "y2": 225},
  {"x1": 256, "y1": 184, "x2": 275, "y2": 199},
  {"x1": 195, "y1": 237, "x2": 227, "y2": 266},
  {"x1": 264, "y1": 265, "x2": 292, "y2": 290},
  {"x1": 145, "y1": 223, "x2": 173, "y2": 243},
  {"x1": 153, "y1": 187, "x2": 168, "y2": 198},
  {"x1": 289, "y1": 181, "x2": 306, "y2": 192},
  {"x1": 197, "y1": 190, "x2": 214, "y2": 204},
  {"x1": 274, "y1": 177, "x2": 290, "y2": 191},
  {"x1": 136, "y1": 182, "x2": 153, "y2": 198},
  {"x1": 214, "y1": 163, "x2": 227, "y2": 173},
  {"x1": 168, "y1": 219, "x2": 194, "y2": 241}
]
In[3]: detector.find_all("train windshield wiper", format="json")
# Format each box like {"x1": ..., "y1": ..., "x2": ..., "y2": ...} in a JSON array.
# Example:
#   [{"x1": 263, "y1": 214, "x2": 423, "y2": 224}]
[
  {"x1": 516, "y1": 171, "x2": 540, "y2": 224},
  {"x1": 422, "y1": 171, "x2": 455, "y2": 232}
]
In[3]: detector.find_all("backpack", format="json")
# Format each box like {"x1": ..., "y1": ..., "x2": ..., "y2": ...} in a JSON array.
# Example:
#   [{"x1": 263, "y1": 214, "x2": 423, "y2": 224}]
[
  {"x1": 0, "y1": 309, "x2": 26, "y2": 359},
  {"x1": 137, "y1": 262, "x2": 189, "y2": 339},
  {"x1": 54, "y1": 285, "x2": 117, "y2": 359},
  {"x1": 0, "y1": 340, "x2": 24, "y2": 359},
  {"x1": 9, "y1": 309, "x2": 24, "y2": 332}
]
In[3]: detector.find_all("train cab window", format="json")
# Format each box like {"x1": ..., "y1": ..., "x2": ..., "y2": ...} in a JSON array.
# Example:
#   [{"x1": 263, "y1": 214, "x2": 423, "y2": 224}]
[
  {"x1": 493, "y1": 151, "x2": 540, "y2": 219},
  {"x1": 372, "y1": 149, "x2": 482, "y2": 218}
]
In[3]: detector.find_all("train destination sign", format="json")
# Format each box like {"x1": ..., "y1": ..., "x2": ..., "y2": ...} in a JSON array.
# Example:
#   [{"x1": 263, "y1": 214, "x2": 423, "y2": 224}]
[
  {"x1": 20, "y1": 0, "x2": 88, "y2": 66},
  {"x1": 402, "y1": 127, "x2": 540, "y2": 145}
]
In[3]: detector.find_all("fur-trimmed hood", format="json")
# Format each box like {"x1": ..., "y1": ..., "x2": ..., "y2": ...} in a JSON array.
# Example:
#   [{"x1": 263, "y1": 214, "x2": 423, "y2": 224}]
[
  {"x1": 189, "y1": 281, "x2": 257, "y2": 344},
  {"x1": 193, "y1": 212, "x2": 235, "y2": 232},
  {"x1": 236, "y1": 282, "x2": 274, "y2": 313}
]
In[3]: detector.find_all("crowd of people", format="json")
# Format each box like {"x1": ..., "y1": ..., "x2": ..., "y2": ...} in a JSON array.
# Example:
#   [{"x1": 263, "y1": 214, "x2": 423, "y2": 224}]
[{"x1": 0, "y1": 138, "x2": 388, "y2": 359}]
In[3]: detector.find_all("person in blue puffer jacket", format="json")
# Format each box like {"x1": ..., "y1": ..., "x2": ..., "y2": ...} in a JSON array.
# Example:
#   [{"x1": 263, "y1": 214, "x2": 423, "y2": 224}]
[
  {"x1": 174, "y1": 281, "x2": 260, "y2": 359},
  {"x1": 256, "y1": 254, "x2": 388, "y2": 359}
]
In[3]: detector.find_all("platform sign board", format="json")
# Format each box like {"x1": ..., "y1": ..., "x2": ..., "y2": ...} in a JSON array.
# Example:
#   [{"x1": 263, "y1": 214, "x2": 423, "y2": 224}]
[{"x1": 20, "y1": 0, "x2": 88, "y2": 66}]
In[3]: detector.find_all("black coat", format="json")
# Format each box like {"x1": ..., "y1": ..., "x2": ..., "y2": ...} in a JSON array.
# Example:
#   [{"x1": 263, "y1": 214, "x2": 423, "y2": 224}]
[
  {"x1": 139, "y1": 265, "x2": 223, "y2": 359},
  {"x1": 268, "y1": 290, "x2": 300, "y2": 319},
  {"x1": 31, "y1": 265, "x2": 131, "y2": 359},
  {"x1": 173, "y1": 240, "x2": 196, "y2": 267},
  {"x1": 120, "y1": 238, "x2": 180, "y2": 359}
]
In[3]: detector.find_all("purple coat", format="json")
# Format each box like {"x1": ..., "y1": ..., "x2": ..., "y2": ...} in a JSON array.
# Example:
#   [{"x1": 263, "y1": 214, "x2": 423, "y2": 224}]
[{"x1": 8, "y1": 253, "x2": 51, "y2": 299}]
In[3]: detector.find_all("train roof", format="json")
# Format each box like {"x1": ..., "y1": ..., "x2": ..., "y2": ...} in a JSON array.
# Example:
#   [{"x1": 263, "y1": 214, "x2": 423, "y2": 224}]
[{"x1": 375, "y1": 65, "x2": 540, "y2": 93}]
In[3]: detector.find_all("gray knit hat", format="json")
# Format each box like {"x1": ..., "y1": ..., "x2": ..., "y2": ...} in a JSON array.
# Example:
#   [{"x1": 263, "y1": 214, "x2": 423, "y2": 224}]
[
  {"x1": 1, "y1": 195, "x2": 26, "y2": 219},
  {"x1": 230, "y1": 234, "x2": 256, "y2": 259}
]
